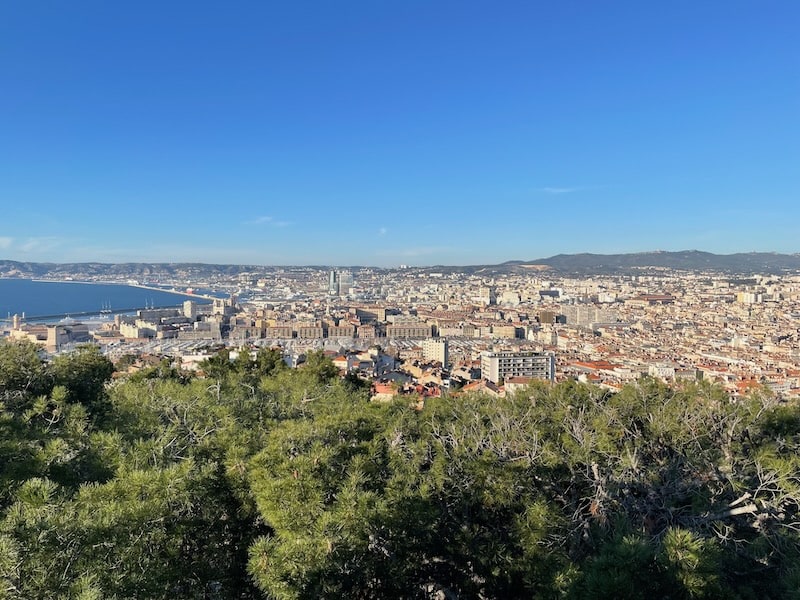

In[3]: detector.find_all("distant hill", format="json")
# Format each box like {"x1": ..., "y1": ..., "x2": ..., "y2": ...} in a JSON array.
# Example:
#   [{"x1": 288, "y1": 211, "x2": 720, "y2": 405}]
[
  {"x1": 518, "y1": 251, "x2": 800, "y2": 275},
  {"x1": 0, "y1": 261, "x2": 264, "y2": 279},
  {"x1": 2, "y1": 251, "x2": 800, "y2": 278},
  {"x1": 418, "y1": 251, "x2": 800, "y2": 275}
]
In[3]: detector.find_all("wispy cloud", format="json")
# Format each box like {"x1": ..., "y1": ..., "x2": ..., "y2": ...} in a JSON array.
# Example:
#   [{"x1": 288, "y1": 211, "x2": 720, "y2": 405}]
[
  {"x1": 247, "y1": 215, "x2": 274, "y2": 225},
  {"x1": 0, "y1": 236, "x2": 12, "y2": 249},
  {"x1": 19, "y1": 236, "x2": 63, "y2": 253},
  {"x1": 244, "y1": 215, "x2": 292, "y2": 227},
  {"x1": 378, "y1": 227, "x2": 388, "y2": 236}
]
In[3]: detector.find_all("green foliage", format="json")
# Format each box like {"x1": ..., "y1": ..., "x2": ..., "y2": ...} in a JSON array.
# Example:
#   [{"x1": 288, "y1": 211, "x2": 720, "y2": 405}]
[
  {"x1": 299, "y1": 350, "x2": 339, "y2": 384},
  {"x1": 0, "y1": 339, "x2": 50, "y2": 403},
  {"x1": 127, "y1": 357, "x2": 191, "y2": 384},
  {"x1": 256, "y1": 348, "x2": 288, "y2": 377},
  {"x1": 658, "y1": 528, "x2": 721, "y2": 598},
  {"x1": 0, "y1": 342, "x2": 799, "y2": 598},
  {"x1": 343, "y1": 369, "x2": 370, "y2": 393},
  {"x1": 572, "y1": 532, "x2": 662, "y2": 599},
  {"x1": 50, "y1": 344, "x2": 114, "y2": 418},
  {"x1": 199, "y1": 347, "x2": 233, "y2": 380}
]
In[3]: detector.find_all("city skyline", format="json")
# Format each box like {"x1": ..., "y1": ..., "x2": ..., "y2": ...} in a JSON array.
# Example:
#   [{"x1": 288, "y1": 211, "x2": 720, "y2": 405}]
[{"x1": 2, "y1": 1, "x2": 798, "y2": 266}]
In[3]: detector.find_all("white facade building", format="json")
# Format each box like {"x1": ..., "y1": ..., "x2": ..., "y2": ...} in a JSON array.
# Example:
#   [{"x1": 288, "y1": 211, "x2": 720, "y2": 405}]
[
  {"x1": 480, "y1": 350, "x2": 555, "y2": 384},
  {"x1": 422, "y1": 338, "x2": 449, "y2": 366}
]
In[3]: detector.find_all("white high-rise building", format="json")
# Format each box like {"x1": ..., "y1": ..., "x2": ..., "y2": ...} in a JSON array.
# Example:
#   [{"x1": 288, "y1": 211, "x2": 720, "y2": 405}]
[
  {"x1": 422, "y1": 338, "x2": 449, "y2": 367},
  {"x1": 338, "y1": 270, "x2": 354, "y2": 295},
  {"x1": 327, "y1": 270, "x2": 354, "y2": 296},
  {"x1": 328, "y1": 270, "x2": 339, "y2": 295},
  {"x1": 478, "y1": 287, "x2": 496, "y2": 306},
  {"x1": 480, "y1": 350, "x2": 554, "y2": 384}
]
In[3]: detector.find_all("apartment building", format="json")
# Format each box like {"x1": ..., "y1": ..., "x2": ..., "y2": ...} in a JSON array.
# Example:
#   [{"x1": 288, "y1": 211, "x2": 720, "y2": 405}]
[{"x1": 480, "y1": 350, "x2": 555, "y2": 384}]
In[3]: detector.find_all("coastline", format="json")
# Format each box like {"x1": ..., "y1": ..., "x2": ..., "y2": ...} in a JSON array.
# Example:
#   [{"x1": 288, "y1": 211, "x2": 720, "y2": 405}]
[
  {"x1": 27, "y1": 278, "x2": 217, "y2": 301},
  {"x1": 0, "y1": 279, "x2": 217, "y2": 323}
]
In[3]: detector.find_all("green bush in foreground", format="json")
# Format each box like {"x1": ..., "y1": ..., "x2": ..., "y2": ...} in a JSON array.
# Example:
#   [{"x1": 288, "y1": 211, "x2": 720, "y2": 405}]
[{"x1": 1, "y1": 340, "x2": 798, "y2": 598}]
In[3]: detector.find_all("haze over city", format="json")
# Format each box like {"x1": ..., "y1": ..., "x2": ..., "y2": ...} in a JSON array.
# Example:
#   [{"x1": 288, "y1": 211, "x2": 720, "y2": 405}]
[{"x1": 2, "y1": 1, "x2": 798, "y2": 266}]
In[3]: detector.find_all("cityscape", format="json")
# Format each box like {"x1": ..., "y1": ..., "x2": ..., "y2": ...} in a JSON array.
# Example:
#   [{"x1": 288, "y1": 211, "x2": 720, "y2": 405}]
[
  {"x1": 3, "y1": 2, "x2": 800, "y2": 596},
  {"x1": 4, "y1": 255, "x2": 799, "y2": 402}
]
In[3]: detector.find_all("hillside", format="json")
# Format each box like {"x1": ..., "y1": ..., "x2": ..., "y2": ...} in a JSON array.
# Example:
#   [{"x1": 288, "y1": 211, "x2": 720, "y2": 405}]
[{"x1": 3, "y1": 250, "x2": 800, "y2": 279}]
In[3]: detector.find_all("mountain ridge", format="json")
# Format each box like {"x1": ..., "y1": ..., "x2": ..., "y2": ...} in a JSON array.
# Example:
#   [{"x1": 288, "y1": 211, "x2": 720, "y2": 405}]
[
  {"x1": 2, "y1": 250, "x2": 800, "y2": 277},
  {"x1": 510, "y1": 250, "x2": 800, "y2": 274}
]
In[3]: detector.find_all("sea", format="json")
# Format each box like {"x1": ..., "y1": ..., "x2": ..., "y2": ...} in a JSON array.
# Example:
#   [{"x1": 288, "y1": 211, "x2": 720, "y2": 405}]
[{"x1": 0, "y1": 279, "x2": 212, "y2": 322}]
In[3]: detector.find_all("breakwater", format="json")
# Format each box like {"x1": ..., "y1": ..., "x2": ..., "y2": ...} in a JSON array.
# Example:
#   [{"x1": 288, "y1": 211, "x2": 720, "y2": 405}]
[
  {"x1": 4, "y1": 305, "x2": 182, "y2": 324},
  {"x1": 0, "y1": 279, "x2": 213, "y2": 322}
]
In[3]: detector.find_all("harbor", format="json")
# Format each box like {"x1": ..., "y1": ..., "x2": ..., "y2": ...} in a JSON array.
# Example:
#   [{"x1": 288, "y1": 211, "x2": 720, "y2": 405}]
[{"x1": 0, "y1": 279, "x2": 214, "y2": 324}]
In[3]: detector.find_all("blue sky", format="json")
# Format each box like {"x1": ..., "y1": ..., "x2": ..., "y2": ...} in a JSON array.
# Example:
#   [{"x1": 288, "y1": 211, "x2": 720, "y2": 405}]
[{"x1": 1, "y1": 1, "x2": 798, "y2": 266}]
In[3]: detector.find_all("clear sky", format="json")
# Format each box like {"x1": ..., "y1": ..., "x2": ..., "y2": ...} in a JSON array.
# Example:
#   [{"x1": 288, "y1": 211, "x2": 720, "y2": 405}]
[{"x1": 1, "y1": 1, "x2": 798, "y2": 267}]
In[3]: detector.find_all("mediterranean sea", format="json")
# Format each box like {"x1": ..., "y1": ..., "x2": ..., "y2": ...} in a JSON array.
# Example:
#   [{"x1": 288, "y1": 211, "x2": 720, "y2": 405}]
[{"x1": 0, "y1": 279, "x2": 211, "y2": 321}]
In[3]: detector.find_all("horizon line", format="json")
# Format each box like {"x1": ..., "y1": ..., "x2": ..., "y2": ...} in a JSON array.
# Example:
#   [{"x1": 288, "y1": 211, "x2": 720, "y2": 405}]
[{"x1": 2, "y1": 249, "x2": 800, "y2": 270}]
